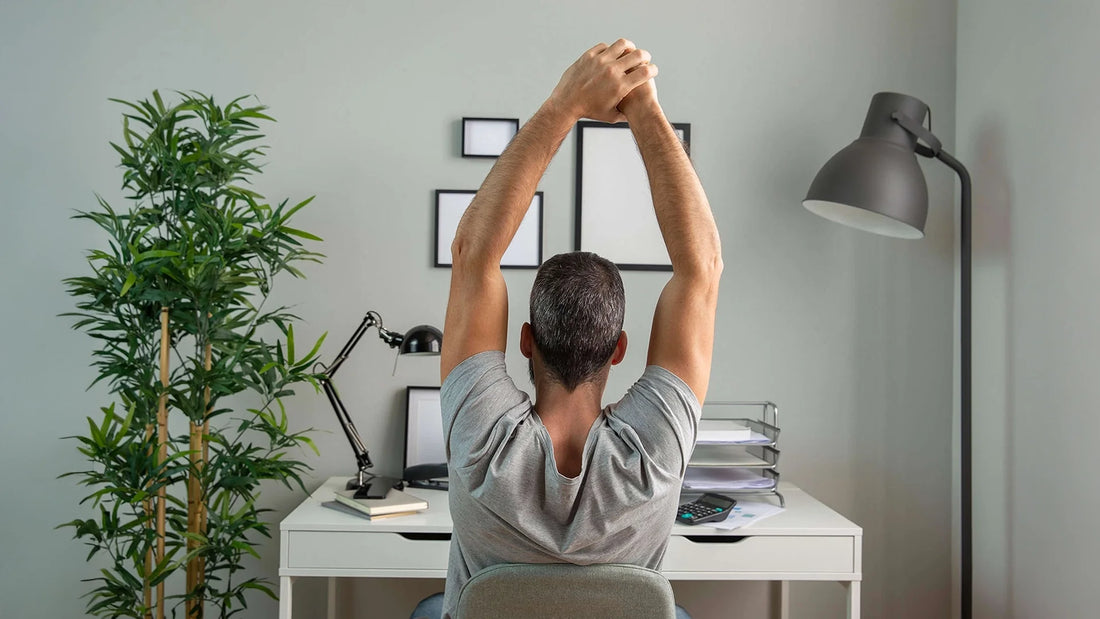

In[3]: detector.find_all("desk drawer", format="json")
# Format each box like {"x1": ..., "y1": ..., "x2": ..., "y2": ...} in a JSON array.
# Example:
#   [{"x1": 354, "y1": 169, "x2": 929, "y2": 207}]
[
  {"x1": 663, "y1": 535, "x2": 855, "y2": 576},
  {"x1": 288, "y1": 531, "x2": 451, "y2": 570}
]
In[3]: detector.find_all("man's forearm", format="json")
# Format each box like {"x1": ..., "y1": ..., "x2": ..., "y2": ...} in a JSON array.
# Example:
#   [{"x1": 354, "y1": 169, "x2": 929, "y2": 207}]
[
  {"x1": 626, "y1": 103, "x2": 721, "y2": 276},
  {"x1": 451, "y1": 102, "x2": 575, "y2": 266}
]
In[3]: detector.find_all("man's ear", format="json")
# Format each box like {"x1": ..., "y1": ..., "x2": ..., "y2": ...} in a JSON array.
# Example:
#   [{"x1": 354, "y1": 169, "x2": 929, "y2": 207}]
[
  {"x1": 610, "y1": 331, "x2": 628, "y2": 365},
  {"x1": 520, "y1": 322, "x2": 534, "y2": 359}
]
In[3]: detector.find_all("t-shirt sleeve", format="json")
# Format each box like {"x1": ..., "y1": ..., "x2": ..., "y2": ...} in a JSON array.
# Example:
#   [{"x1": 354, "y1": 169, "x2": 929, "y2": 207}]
[
  {"x1": 439, "y1": 350, "x2": 531, "y2": 470},
  {"x1": 605, "y1": 365, "x2": 702, "y2": 478}
]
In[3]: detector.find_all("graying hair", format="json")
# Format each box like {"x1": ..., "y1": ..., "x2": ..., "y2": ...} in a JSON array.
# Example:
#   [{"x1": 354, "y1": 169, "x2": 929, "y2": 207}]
[{"x1": 529, "y1": 252, "x2": 625, "y2": 390}]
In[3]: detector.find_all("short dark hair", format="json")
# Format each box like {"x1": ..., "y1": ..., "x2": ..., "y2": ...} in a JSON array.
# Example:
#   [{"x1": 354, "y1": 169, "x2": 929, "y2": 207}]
[{"x1": 529, "y1": 252, "x2": 625, "y2": 391}]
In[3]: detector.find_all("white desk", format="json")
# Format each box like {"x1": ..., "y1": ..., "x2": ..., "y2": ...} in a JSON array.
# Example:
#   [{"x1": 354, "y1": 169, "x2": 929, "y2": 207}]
[{"x1": 279, "y1": 477, "x2": 862, "y2": 618}]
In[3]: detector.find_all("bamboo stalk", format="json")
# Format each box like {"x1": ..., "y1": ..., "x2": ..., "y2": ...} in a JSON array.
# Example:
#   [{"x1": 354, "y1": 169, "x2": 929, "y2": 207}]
[
  {"x1": 186, "y1": 338, "x2": 212, "y2": 618},
  {"x1": 156, "y1": 307, "x2": 169, "y2": 619},
  {"x1": 144, "y1": 422, "x2": 153, "y2": 619}
]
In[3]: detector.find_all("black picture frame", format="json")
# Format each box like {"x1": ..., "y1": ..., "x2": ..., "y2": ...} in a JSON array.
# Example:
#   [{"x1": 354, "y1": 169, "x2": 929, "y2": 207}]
[
  {"x1": 434, "y1": 189, "x2": 543, "y2": 268},
  {"x1": 461, "y1": 117, "x2": 520, "y2": 158},
  {"x1": 574, "y1": 120, "x2": 691, "y2": 271},
  {"x1": 403, "y1": 386, "x2": 444, "y2": 471}
]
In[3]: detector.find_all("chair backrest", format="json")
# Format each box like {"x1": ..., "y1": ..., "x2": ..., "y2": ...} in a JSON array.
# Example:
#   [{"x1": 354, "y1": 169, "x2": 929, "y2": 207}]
[{"x1": 454, "y1": 562, "x2": 677, "y2": 619}]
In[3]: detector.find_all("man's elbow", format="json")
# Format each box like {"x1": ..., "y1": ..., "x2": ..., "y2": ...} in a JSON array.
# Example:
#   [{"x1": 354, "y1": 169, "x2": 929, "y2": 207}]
[
  {"x1": 451, "y1": 234, "x2": 478, "y2": 266},
  {"x1": 451, "y1": 234, "x2": 495, "y2": 270},
  {"x1": 679, "y1": 252, "x2": 723, "y2": 285}
]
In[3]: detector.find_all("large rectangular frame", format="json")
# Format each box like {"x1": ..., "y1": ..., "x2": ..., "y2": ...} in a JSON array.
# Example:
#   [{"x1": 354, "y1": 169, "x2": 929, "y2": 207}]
[
  {"x1": 434, "y1": 189, "x2": 543, "y2": 268},
  {"x1": 574, "y1": 121, "x2": 691, "y2": 271}
]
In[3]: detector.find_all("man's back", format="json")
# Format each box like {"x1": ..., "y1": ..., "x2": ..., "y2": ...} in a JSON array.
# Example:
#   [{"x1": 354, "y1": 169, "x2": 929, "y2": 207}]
[{"x1": 439, "y1": 351, "x2": 700, "y2": 617}]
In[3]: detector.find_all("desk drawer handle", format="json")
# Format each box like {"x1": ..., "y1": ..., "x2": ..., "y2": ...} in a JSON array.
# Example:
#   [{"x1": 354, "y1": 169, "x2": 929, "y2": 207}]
[
  {"x1": 683, "y1": 535, "x2": 747, "y2": 544},
  {"x1": 398, "y1": 533, "x2": 452, "y2": 542}
]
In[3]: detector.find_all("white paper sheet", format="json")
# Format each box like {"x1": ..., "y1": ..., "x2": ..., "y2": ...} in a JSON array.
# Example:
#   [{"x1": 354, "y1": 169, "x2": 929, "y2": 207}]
[
  {"x1": 703, "y1": 500, "x2": 785, "y2": 531},
  {"x1": 695, "y1": 430, "x2": 772, "y2": 446}
]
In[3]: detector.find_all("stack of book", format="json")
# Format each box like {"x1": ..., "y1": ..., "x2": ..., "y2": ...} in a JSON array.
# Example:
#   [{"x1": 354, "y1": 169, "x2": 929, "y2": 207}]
[{"x1": 323, "y1": 488, "x2": 429, "y2": 521}]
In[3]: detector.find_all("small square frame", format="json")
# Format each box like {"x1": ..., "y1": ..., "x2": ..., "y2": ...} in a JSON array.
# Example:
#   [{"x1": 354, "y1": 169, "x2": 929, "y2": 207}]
[
  {"x1": 462, "y1": 117, "x2": 519, "y2": 158},
  {"x1": 574, "y1": 120, "x2": 691, "y2": 271},
  {"x1": 434, "y1": 190, "x2": 543, "y2": 268}
]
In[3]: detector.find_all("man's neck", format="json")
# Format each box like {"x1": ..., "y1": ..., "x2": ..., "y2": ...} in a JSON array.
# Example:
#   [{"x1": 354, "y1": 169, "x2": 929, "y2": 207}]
[{"x1": 533, "y1": 379, "x2": 606, "y2": 478}]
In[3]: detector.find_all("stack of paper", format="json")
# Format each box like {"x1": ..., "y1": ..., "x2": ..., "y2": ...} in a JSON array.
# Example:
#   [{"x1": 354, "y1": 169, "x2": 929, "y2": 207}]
[
  {"x1": 696, "y1": 419, "x2": 752, "y2": 444},
  {"x1": 689, "y1": 444, "x2": 770, "y2": 467},
  {"x1": 683, "y1": 467, "x2": 776, "y2": 490}
]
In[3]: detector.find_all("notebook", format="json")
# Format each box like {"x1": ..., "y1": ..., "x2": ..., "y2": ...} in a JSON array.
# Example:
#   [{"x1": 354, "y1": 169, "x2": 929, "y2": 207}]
[{"x1": 333, "y1": 488, "x2": 428, "y2": 517}]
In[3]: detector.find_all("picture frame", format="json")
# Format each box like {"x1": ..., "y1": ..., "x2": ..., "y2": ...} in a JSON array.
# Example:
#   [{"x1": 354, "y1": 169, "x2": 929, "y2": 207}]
[
  {"x1": 434, "y1": 189, "x2": 543, "y2": 268},
  {"x1": 462, "y1": 117, "x2": 519, "y2": 158},
  {"x1": 403, "y1": 386, "x2": 445, "y2": 471},
  {"x1": 574, "y1": 120, "x2": 691, "y2": 271}
]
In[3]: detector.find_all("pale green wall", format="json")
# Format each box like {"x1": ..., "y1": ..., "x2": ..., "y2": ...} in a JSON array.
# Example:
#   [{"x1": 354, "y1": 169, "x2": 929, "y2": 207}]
[
  {"x1": 0, "y1": 2, "x2": 957, "y2": 617},
  {"x1": 957, "y1": 1, "x2": 1100, "y2": 617}
]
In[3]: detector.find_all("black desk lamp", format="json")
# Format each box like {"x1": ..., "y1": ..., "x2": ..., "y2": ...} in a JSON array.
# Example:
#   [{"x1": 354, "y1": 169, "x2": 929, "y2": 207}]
[
  {"x1": 317, "y1": 310, "x2": 442, "y2": 499},
  {"x1": 803, "y1": 91, "x2": 973, "y2": 619}
]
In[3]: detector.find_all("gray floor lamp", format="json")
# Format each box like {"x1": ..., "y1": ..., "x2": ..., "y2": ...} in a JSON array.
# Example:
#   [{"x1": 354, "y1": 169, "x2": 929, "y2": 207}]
[{"x1": 802, "y1": 91, "x2": 973, "y2": 619}]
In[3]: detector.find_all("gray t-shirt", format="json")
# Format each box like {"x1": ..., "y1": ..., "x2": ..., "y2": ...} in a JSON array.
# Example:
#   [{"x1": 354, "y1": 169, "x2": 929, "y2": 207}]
[{"x1": 439, "y1": 351, "x2": 701, "y2": 617}]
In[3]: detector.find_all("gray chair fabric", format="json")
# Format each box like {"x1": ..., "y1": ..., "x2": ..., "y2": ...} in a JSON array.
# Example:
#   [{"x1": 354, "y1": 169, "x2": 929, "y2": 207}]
[{"x1": 454, "y1": 562, "x2": 677, "y2": 619}]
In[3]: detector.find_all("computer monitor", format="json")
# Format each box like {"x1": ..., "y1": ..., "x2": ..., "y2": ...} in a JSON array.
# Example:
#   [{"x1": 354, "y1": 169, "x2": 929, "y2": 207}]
[{"x1": 403, "y1": 386, "x2": 448, "y2": 489}]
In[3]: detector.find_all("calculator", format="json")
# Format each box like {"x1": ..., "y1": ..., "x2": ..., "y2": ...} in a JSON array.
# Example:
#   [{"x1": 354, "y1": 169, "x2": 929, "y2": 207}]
[{"x1": 675, "y1": 493, "x2": 737, "y2": 525}]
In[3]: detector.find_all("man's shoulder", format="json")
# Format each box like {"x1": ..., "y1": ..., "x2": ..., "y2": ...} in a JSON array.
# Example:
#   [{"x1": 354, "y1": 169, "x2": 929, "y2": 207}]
[
  {"x1": 616, "y1": 364, "x2": 702, "y2": 413},
  {"x1": 440, "y1": 350, "x2": 530, "y2": 424},
  {"x1": 442, "y1": 350, "x2": 508, "y2": 393}
]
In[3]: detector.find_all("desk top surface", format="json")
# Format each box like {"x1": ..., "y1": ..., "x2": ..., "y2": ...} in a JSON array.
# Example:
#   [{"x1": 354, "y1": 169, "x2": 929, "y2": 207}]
[{"x1": 281, "y1": 477, "x2": 861, "y2": 537}]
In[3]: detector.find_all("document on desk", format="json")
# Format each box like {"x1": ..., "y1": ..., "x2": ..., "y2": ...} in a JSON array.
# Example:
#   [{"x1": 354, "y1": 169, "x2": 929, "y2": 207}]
[
  {"x1": 704, "y1": 500, "x2": 785, "y2": 531},
  {"x1": 683, "y1": 467, "x2": 777, "y2": 490}
]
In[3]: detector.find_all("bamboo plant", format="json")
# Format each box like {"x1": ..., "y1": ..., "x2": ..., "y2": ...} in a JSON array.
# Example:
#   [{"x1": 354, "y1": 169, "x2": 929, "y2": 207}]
[{"x1": 61, "y1": 91, "x2": 325, "y2": 618}]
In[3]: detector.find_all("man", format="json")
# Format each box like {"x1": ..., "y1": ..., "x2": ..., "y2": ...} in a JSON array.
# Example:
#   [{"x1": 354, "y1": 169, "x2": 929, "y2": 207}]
[{"x1": 416, "y1": 39, "x2": 722, "y2": 619}]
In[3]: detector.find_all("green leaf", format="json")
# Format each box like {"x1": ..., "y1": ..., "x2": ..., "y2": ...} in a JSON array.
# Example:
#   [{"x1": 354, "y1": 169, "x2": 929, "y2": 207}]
[
  {"x1": 279, "y1": 226, "x2": 322, "y2": 242},
  {"x1": 119, "y1": 272, "x2": 136, "y2": 297},
  {"x1": 286, "y1": 324, "x2": 295, "y2": 365}
]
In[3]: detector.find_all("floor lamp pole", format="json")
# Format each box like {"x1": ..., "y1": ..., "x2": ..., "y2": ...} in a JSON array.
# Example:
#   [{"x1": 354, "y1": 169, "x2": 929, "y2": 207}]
[{"x1": 936, "y1": 149, "x2": 972, "y2": 619}]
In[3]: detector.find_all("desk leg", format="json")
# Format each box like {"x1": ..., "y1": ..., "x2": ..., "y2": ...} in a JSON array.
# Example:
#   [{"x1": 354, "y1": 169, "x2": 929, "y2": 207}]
[
  {"x1": 279, "y1": 576, "x2": 293, "y2": 619},
  {"x1": 770, "y1": 581, "x2": 790, "y2": 619},
  {"x1": 843, "y1": 581, "x2": 861, "y2": 619},
  {"x1": 327, "y1": 577, "x2": 337, "y2": 619}
]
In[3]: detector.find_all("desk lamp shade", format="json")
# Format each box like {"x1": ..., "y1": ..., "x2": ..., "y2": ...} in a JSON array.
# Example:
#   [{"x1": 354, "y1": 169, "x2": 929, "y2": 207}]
[
  {"x1": 803, "y1": 92, "x2": 932, "y2": 239},
  {"x1": 400, "y1": 325, "x2": 443, "y2": 356}
]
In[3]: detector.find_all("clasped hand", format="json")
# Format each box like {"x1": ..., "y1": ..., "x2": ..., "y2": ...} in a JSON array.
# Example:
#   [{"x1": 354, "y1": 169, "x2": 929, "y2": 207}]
[{"x1": 548, "y1": 38, "x2": 658, "y2": 124}]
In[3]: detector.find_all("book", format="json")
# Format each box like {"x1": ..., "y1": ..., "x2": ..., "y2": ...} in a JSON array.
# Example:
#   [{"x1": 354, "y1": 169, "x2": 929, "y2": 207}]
[
  {"x1": 696, "y1": 419, "x2": 752, "y2": 444},
  {"x1": 321, "y1": 500, "x2": 424, "y2": 521},
  {"x1": 333, "y1": 488, "x2": 428, "y2": 517}
]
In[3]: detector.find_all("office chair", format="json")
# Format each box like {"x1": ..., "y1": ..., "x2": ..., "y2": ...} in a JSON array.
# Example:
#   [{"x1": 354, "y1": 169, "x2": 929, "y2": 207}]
[{"x1": 454, "y1": 562, "x2": 679, "y2": 619}]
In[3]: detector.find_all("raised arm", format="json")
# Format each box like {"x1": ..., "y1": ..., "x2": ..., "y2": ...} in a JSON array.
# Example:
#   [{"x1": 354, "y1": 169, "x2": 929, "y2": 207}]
[
  {"x1": 620, "y1": 79, "x2": 723, "y2": 403},
  {"x1": 441, "y1": 40, "x2": 657, "y2": 382}
]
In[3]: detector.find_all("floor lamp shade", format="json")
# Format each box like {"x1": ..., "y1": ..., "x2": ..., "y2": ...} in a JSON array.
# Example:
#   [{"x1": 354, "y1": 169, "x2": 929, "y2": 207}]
[{"x1": 803, "y1": 92, "x2": 932, "y2": 239}]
